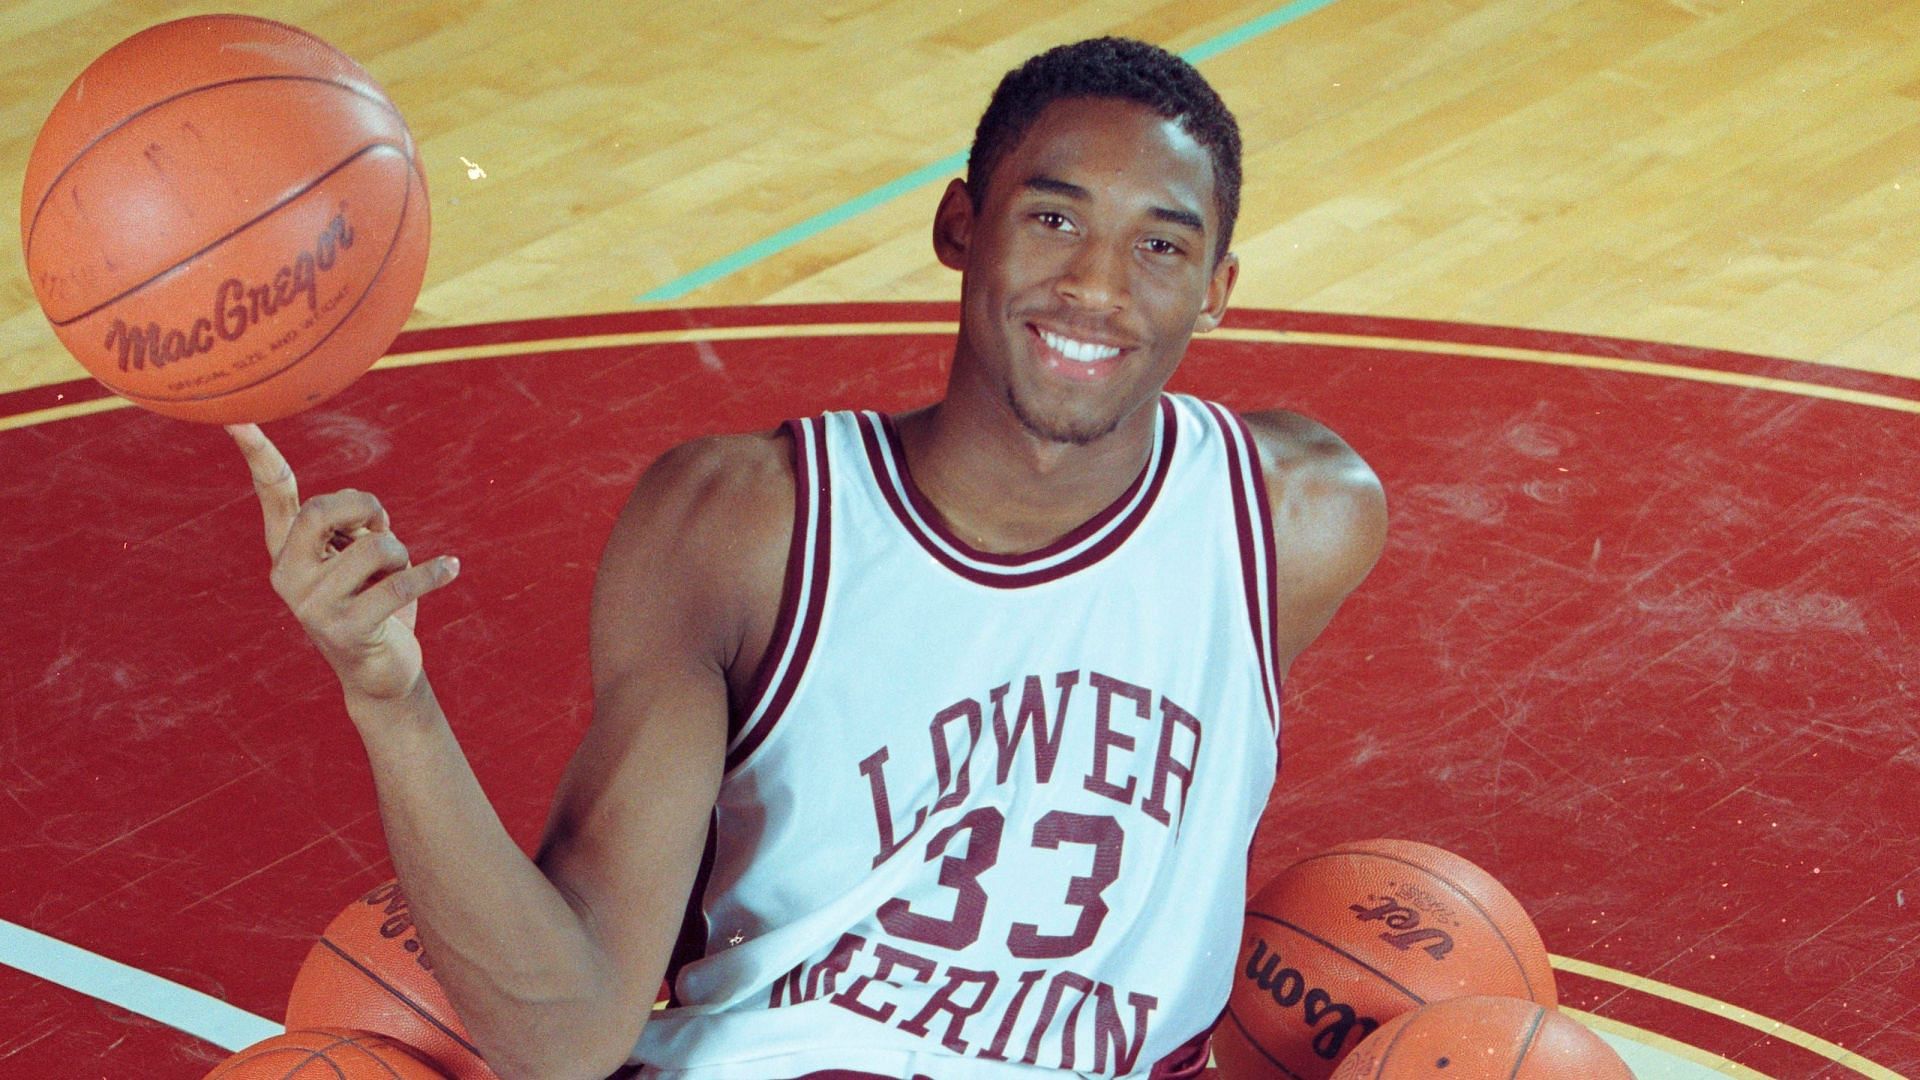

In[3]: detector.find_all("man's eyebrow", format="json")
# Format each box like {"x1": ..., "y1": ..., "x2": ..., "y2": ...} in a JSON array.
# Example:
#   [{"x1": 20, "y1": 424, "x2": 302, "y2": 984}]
[
  {"x1": 1149, "y1": 205, "x2": 1206, "y2": 234},
  {"x1": 1022, "y1": 174, "x2": 1206, "y2": 234},
  {"x1": 1022, "y1": 175, "x2": 1090, "y2": 200}
]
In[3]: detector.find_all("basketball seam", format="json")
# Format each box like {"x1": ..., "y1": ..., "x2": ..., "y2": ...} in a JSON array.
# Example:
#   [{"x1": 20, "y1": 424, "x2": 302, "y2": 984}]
[
  {"x1": 1289, "y1": 848, "x2": 1547, "y2": 1002},
  {"x1": 106, "y1": 145, "x2": 420, "y2": 408},
  {"x1": 25, "y1": 73, "x2": 401, "y2": 263},
  {"x1": 339, "y1": 1030, "x2": 411, "y2": 1080},
  {"x1": 315, "y1": 936, "x2": 485, "y2": 1060},
  {"x1": 43, "y1": 135, "x2": 406, "y2": 329},
  {"x1": 316, "y1": 1030, "x2": 367, "y2": 1080},
  {"x1": 1364, "y1": 1012, "x2": 1414, "y2": 1080},
  {"x1": 1219, "y1": 1004, "x2": 1312, "y2": 1080},
  {"x1": 281, "y1": 1046, "x2": 331, "y2": 1080},
  {"x1": 1246, "y1": 912, "x2": 1429, "y2": 1007},
  {"x1": 1506, "y1": 1005, "x2": 1547, "y2": 1080}
]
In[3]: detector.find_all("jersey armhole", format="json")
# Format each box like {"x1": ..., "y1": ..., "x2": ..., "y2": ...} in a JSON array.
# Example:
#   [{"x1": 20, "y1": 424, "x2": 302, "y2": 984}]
[
  {"x1": 1202, "y1": 401, "x2": 1284, "y2": 748},
  {"x1": 726, "y1": 416, "x2": 833, "y2": 773}
]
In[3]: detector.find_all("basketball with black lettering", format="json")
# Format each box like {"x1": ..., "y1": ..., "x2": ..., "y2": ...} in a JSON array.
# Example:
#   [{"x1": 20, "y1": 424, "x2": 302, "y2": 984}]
[
  {"x1": 20, "y1": 13, "x2": 429, "y2": 424},
  {"x1": 1327, "y1": 996, "x2": 1634, "y2": 1079},
  {"x1": 205, "y1": 1028, "x2": 448, "y2": 1078},
  {"x1": 285, "y1": 881, "x2": 497, "y2": 1079},
  {"x1": 1213, "y1": 838, "x2": 1557, "y2": 1079}
]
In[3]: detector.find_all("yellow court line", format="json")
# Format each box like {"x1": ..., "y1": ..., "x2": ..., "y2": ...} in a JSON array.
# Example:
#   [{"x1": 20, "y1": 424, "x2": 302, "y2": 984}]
[
  {"x1": 390, "y1": 322, "x2": 1920, "y2": 415},
  {"x1": 1554, "y1": 954, "x2": 1906, "y2": 1080},
  {"x1": 0, "y1": 394, "x2": 130, "y2": 432},
  {"x1": 7, "y1": 320, "x2": 1918, "y2": 432},
  {"x1": 1, "y1": 319, "x2": 1912, "y2": 1080},
  {"x1": 378, "y1": 322, "x2": 1920, "y2": 419},
  {"x1": 0, "y1": 324, "x2": 962, "y2": 432},
  {"x1": 1213, "y1": 328, "x2": 1920, "y2": 415},
  {"x1": 374, "y1": 320, "x2": 964, "y2": 370},
  {"x1": 1564, "y1": 1007, "x2": 1775, "y2": 1079}
]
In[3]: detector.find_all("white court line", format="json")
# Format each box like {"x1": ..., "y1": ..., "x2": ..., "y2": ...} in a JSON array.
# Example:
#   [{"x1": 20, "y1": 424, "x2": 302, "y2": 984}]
[
  {"x1": 0, "y1": 912, "x2": 1838, "y2": 1076},
  {"x1": 0, "y1": 917, "x2": 278, "y2": 1052}
]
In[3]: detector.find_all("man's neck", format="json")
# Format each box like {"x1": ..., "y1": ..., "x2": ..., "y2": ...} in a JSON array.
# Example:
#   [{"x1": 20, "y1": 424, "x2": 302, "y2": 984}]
[{"x1": 892, "y1": 392, "x2": 1158, "y2": 555}]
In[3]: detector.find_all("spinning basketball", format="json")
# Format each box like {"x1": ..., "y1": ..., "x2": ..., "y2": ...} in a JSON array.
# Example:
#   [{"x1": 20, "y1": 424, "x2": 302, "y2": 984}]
[
  {"x1": 1214, "y1": 838, "x2": 1557, "y2": 1079},
  {"x1": 20, "y1": 14, "x2": 429, "y2": 424},
  {"x1": 286, "y1": 881, "x2": 496, "y2": 1079},
  {"x1": 1327, "y1": 996, "x2": 1634, "y2": 1079},
  {"x1": 205, "y1": 1028, "x2": 448, "y2": 1078}
]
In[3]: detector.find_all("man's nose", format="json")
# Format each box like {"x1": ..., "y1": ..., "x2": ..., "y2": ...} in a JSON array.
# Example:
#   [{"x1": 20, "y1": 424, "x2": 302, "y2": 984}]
[{"x1": 1057, "y1": 237, "x2": 1128, "y2": 310}]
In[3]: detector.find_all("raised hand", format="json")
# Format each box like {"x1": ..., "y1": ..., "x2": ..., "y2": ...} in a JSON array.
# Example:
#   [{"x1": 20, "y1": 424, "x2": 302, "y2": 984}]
[{"x1": 230, "y1": 424, "x2": 460, "y2": 708}]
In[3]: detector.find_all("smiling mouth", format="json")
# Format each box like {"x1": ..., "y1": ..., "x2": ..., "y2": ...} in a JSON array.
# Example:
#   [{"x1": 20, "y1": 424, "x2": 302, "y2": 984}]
[{"x1": 1034, "y1": 326, "x2": 1123, "y2": 364}]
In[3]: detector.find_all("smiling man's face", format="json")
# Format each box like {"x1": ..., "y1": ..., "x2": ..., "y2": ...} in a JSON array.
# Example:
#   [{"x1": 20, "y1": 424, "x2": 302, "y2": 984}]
[{"x1": 938, "y1": 95, "x2": 1238, "y2": 447}]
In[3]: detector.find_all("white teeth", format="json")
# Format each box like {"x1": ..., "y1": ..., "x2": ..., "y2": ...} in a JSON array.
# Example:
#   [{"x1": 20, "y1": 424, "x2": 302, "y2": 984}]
[{"x1": 1040, "y1": 329, "x2": 1121, "y2": 364}]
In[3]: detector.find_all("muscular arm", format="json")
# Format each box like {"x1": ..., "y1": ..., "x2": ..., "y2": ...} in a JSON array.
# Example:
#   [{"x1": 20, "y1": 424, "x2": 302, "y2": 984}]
[
  {"x1": 1243, "y1": 410, "x2": 1388, "y2": 677},
  {"x1": 240, "y1": 427, "x2": 791, "y2": 1079},
  {"x1": 514, "y1": 430, "x2": 793, "y2": 1071}
]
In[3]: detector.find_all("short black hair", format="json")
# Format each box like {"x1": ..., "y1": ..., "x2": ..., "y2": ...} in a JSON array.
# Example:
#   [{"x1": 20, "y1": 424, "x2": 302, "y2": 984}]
[{"x1": 967, "y1": 37, "x2": 1242, "y2": 263}]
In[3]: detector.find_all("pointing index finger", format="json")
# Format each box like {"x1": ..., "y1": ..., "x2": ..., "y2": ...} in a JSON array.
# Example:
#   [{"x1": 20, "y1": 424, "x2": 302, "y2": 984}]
[{"x1": 228, "y1": 423, "x2": 300, "y2": 556}]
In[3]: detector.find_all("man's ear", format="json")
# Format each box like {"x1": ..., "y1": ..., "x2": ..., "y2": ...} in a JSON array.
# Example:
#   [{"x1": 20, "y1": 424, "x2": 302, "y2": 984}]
[
  {"x1": 933, "y1": 178, "x2": 973, "y2": 271},
  {"x1": 1194, "y1": 251, "x2": 1239, "y2": 333}
]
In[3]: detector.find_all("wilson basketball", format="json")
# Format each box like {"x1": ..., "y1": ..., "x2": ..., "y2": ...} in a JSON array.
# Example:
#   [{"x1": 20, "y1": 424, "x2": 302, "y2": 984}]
[
  {"x1": 20, "y1": 14, "x2": 429, "y2": 424},
  {"x1": 1327, "y1": 996, "x2": 1634, "y2": 1079},
  {"x1": 286, "y1": 881, "x2": 496, "y2": 1079},
  {"x1": 1213, "y1": 838, "x2": 1557, "y2": 1080},
  {"x1": 205, "y1": 1028, "x2": 448, "y2": 1078}
]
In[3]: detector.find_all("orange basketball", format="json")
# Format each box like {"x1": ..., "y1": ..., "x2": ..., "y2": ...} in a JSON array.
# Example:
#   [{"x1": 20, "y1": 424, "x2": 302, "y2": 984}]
[
  {"x1": 205, "y1": 1028, "x2": 448, "y2": 1079},
  {"x1": 1214, "y1": 838, "x2": 1557, "y2": 1080},
  {"x1": 286, "y1": 881, "x2": 496, "y2": 1079},
  {"x1": 20, "y1": 14, "x2": 429, "y2": 424},
  {"x1": 1327, "y1": 996, "x2": 1634, "y2": 1079}
]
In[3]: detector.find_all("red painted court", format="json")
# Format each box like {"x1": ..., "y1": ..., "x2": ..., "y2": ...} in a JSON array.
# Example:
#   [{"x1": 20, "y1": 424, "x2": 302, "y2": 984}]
[{"x1": 1, "y1": 303, "x2": 1915, "y2": 1077}]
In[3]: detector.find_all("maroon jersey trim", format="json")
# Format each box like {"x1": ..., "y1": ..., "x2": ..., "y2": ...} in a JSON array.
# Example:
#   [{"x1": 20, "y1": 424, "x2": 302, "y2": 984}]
[
  {"x1": 728, "y1": 417, "x2": 833, "y2": 772},
  {"x1": 856, "y1": 397, "x2": 1177, "y2": 589},
  {"x1": 1206, "y1": 402, "x2": 1283, "y2": 741},
  {"x1": 1147, "y1": 1023, "x2": 1214, "y2": 1078},
  {"x1": 789, "y1": 1073, "x2": 936, "y2": 1080},
  {"x1": 1238, "y1": 408, "x2": 1285, "y2": 745},
  {"x1": 665, "y1": 812, "x2": 720, "y2": 1006}
]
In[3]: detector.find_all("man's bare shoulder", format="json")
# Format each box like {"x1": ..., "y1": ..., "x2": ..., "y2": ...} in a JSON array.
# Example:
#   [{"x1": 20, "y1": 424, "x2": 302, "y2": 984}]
[
  {"x1": 592, "y1": 428, "x2": 796, "y2": 681},
  {"x1": 1239, "y1": 408, "x2": 1385, "y2": 522},
  {"x1": 1237, "y1": 407, "x2": 1388, "y2": 671},
  {"x1": 620, "y1": 428, "x2": 796, "y2": 535}
]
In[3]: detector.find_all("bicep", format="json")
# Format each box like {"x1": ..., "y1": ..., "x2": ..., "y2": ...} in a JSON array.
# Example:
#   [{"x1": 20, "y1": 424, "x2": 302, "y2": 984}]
[
  {"x1": 529, "y1": 442, "x2": 751, "y2": 1016},
  {"x1": 535, "y1": 660, "x2": 725, "y2": 1013}
]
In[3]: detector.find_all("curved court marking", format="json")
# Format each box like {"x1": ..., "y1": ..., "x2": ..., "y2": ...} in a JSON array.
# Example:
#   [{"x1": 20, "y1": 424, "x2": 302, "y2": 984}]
[
  {"x1": 320, "y1": 322, "x2": 1920, "y2": 415},
  {"x1": 633, "y1": 0, "x2": 1343, "y2": 301},
  {"x1": 1253, "y1": 330, "x2": 1920, "y2": 415},
  {"x1": 1555, "y1": 954, "x2": 1906, "y2": 1080},
  {"x1": 7, "y1": 317, "x2": 1918, "y2": 434},
  {"x1": 4, "y1": 910, "x2": 1889, "y2": 1077},
  {"x1": 4, "y1": 313, "x2": 1909, "y2": 1078},
  {"x1": 1563, "y1": 1007, "x2": 1771, "y2": 1080},
  {"x1": 0, "y1": 917, "x2": 277, "y2": 1053}
]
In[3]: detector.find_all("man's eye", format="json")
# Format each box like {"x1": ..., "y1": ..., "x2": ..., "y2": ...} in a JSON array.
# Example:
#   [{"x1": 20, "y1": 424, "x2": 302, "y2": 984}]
[
  {"x1": 1035, "y1": 211, "x2": 1072, "y2": 230},
  {"x1": 1143, "y1": 238, "x2": 1182, "y2": 256}
]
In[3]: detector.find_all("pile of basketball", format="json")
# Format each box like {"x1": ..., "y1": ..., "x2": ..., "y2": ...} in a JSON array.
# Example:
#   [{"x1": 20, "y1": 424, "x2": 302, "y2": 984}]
[
  {"x1": 1214, "y1": 838, "x2": 1633, "y2": 1078},
  {"x1": 204, "y1": 879, "x2": 490, "y2": 1078}
]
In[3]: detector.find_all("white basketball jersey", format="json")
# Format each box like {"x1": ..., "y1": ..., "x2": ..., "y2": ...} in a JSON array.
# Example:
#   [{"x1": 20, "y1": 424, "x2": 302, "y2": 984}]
[{"x1": 633, "y1": 394, "x2": 1283, "y2": 1079}]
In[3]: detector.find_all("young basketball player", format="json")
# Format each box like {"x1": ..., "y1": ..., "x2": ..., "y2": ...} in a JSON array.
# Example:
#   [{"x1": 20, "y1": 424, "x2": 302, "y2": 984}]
[{"x1": 232, "y1": 38, "x2": 1385, "y2": 1079}]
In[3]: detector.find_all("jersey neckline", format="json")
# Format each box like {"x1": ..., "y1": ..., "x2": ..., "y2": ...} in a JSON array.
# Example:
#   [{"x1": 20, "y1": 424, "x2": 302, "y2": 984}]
[{"x1": 855, "y1": 396, "x2": 1179, "y2": 589}]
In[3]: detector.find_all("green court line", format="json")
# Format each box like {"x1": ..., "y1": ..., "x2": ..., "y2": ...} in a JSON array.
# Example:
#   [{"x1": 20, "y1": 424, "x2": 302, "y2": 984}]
[
  {"x1": 635, "y1": 0, "x2": 1344, "y2": 302},
  {"x1": 638, "y1": 151, "x2": 965, "y2": 302}
]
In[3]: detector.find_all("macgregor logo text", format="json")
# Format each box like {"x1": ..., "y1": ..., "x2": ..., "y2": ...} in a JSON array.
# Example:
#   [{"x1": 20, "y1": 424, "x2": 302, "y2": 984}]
[{"x1": 102, "y1": 205, "x2": 355, "y2": 373}]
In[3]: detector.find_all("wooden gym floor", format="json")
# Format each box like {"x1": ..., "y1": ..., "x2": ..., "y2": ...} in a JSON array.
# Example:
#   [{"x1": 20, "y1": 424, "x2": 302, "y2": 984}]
[{"x1": 1, "y1": 2, "x2": 1916, "y2": 1077}]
